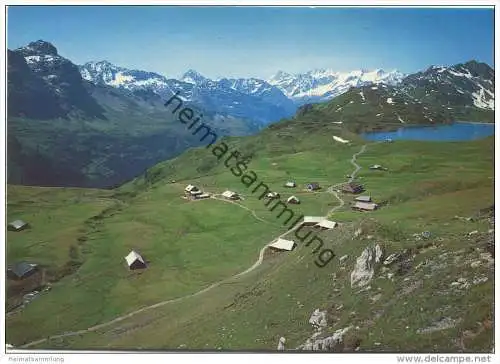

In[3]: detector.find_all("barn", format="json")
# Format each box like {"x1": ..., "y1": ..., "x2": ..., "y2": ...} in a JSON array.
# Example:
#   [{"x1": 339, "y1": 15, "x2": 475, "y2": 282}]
[
  {"x1": 268, "y1": 238, "x2": 296, "y2": 252},
  {"x1": 355, "y1": 195, "x2": 372, "y2": 202},
  {"x1": 342, "y1": 182, "x2": 364, "y2": 194},
  {"x1": 125, "y1": 250, "x2": 147, "y2": 270},
  {"x1": 222, "y1": 190, "x2": 240, "y2": 200},
  {"x1": 302, "y1": 216, "x2": 326, "y2": 226},
  {"x1": 7, "y1": 262, "x2": 38, "y2": 280},
  {"x1": 8, "y1": 220, "x2": 30, "y2": 232},
  {"x1": 315, "y1": 220, "x2": 337, "y2": 230},
  {"x1": 306, "y1": 183, "x2": 321, "y2": 191},
  {"x1": 352, "y1": 201, "x2": 379, "y2": 211}
]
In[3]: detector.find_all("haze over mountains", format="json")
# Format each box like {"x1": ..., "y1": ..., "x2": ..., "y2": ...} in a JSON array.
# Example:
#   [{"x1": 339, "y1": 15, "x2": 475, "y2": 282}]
[{"x1": 7, "y1": 40, "x2": 495, "y2": 188}]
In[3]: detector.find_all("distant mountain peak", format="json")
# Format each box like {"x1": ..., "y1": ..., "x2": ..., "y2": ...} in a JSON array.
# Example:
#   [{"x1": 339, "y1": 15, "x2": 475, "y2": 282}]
[
  {"x1": 181, "y1": 69, "x2": 207, "y2": 84},
  {"x1": 268, "y1": 67, "x2": 405, "y2": 105},
  {"x1": 17, "y1": 40, "x2": 58, "y2": 56},
  {"x1": 83, "y1": 60, "x2": 116, "y2": 67}
]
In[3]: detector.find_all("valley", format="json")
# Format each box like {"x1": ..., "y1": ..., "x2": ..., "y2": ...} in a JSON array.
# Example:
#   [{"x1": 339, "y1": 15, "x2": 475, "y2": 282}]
[{"x1": 6, "y1": 34, "x2": 495, "y2": 354}]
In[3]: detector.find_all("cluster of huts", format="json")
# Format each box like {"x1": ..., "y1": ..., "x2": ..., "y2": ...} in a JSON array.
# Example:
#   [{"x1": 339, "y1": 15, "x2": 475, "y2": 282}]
[
  {"x1": 6, "y1": 220, "x2": 40, "y2": 281},
  {"x1": 8, "y1": 168, "x2": 387, "y2": 280},
  {"x1": 184, "y1": 180, "x2": 321, "y2": 206},
  {"x1": 184, "y1": 184, "x2": 211, "y2": 200},
  {"x1": 341, "y1": 182, "x2": 380, "y2": 211}
]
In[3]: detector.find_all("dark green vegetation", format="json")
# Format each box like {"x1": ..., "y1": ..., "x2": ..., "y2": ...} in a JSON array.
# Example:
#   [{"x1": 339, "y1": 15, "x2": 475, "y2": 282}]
[
  {"x1": 7, "y1": 42, "x2": 259, "y2": 188},
  {"x1": 6, "y1": 118, "x2": 494, "y2": 352}
]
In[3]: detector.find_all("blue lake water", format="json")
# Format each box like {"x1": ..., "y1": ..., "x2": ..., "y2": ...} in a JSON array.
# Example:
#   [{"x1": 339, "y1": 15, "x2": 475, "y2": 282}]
[{"x1": 361, "y1": 122, "x2": 495, "y2": 142}]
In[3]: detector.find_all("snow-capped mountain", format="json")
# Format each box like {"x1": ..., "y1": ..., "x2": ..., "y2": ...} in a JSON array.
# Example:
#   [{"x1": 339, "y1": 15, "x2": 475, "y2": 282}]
[
  {"x1": 268, "y1": 68, "x2": 405, "y2": 105},
  {"x1": 80, "y1": 60, "x2": 176, "y2": 95},
  {"x1": 10, "y1": 40, "x2": 105, "y2": 119},
  {"x1": 181, "y1": 69, "x2": 209, "y2": 84},
  {"x1": 399, "y1": 61, "x2": 494, "y2": 111},
  {"x1": 79, "y1": 63, "x2": 297, "y2": 125}
]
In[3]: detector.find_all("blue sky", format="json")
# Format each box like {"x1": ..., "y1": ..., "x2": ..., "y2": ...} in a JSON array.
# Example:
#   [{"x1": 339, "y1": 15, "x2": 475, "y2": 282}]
[{"x1": 7, "y1": 6, "x2": 494, "y2": 79}]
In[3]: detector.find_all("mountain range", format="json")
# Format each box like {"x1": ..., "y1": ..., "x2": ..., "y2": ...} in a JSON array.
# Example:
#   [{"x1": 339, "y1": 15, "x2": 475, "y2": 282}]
[{"x1": 7, "y1": 40, "x2": 495, "y2": 188}]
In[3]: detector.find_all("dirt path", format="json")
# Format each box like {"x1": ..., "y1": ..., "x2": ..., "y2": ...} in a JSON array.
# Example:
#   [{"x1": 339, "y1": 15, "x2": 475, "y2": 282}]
[
  {"x1": 327, "y1": 144, "x2": 367, "y2": 214},
  {"x1": 19, "y1": 144, "x2": 368, "y2": 349},
  {"x1": 210, "y1": 196, "x2": 276, "y2": 225},
  {"x1": 348, "y1": 144, "x2": 367, "y2": 183}
]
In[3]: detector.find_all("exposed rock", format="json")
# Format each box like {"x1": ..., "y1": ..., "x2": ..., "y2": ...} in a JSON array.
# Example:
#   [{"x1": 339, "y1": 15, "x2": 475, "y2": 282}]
[
  {"x1": 470, "y1": 260, "x2": 482, "y2": 269},
  {"x1": 383, "y1": 252, "x2": 401, "y2": 266},
  {"x1": 354, "y1": 228, "x2": 363, "y2": 239},
  {"x1": 339, "y1": 255, "x2": 349, "y2": 264},
  {"x1": 468, "y1": 230, "x2": 479, "y2": 236},
  {"x1": 450, "y1": 278, "x2": 470, "y2": 290},
  {"x1": 297, "y1": 326, "x2": 352, "y2": 351},
  {"x1": 351, "y1": 244, "x2": 384, "y2": 288},
  {"x1": 472, "y1": 276, "x2": 488, "y2": 285},
  {"x1": 417, "y1": 317, "x2": 461, "y2": 334},
  {"x1": 309, "y1": 309, "x2": 328, "y2": 329},
  {"x1": 277, "y1": 337, "x2": 286, "y2": 351},
  {"x1": 375, "y1": 245, "x2": 384, "y2": 262}
]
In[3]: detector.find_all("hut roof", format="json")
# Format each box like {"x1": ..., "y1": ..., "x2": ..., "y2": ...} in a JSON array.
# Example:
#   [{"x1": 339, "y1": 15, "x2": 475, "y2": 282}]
[
  {"x1": 303, "y1": 216, "x2": 326, "y2": 224},
  {"x1": 125, "y1": 250, "x2": 145, "y2": 267},
  {"x1": 269, "y1": 238, "x2": 296, "y2": 251},
  {"x1": 222, "y1": 190, "x2": 238, "y2": 198},
  {"x1": 353, "y1": 202, "x2": 378, "y2": 211},
  {"x1": 315, "y1": 220, "x2": 337, "y2": 229},
  {"x1": 8, "y1": 261, "x2": 37, "y2": 278},
  {"x1": 355, "y1": 195, "x2": 372, "y2": 202},
  {"x1": 8, "y1": 220, "x2": 28, "y2": 230}
]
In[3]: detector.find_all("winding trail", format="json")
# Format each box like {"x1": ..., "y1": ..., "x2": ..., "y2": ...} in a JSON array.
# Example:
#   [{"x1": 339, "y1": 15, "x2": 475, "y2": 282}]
[
  {"x1": 348, "y1": 144, "x2": 367, "y2": 183},
  {"x1": 19, "y1": 144, "x2": 368, "y2": 349},
  {"x1": 210, "y1": 196, "x2": 276, "y2": 225},
  {"x1": 326, "y1": 144, "x2": 367, "y2": 215}
]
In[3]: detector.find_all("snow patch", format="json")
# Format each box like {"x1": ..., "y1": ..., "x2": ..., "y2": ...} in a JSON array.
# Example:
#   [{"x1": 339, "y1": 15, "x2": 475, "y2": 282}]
[
  {"x1": 472, "y1": 85, "x2": 495, "y2": 110},
  {"x1": 108, "y1": 72, "x2": 136, "y2": 86},
  {"x1": 333, "y1": 136, "x2": 350, "y2": 144}
]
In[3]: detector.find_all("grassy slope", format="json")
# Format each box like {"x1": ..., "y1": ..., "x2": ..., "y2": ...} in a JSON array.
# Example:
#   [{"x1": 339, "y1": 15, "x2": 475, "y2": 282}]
[
  {"x1": 60, "y1": 137, "x2": 493, "y2": 353},
  {"x1": 6, "y1": 133, "x2": 494, "y2": 352}
]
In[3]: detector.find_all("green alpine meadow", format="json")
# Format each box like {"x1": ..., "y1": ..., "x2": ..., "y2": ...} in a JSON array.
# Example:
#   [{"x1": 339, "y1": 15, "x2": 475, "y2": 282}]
[{"x1": 5, "y1": 5, "x2": 495, "y2": 356}]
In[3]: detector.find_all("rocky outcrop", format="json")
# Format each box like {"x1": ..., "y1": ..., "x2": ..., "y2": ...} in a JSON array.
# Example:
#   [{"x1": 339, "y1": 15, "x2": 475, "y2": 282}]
[
  {"x1": 351, "y1": 244, "x2": 384, "y2": 288},
  {"x1": 277, "y1": 337, "x2": 286, "y2": 351},
  {"x1": 309, "y1": 309, "x2": 328, "y2": 329},
  {"x1": 297, "y1": 326, "x2": 353, "y2": 351}
]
